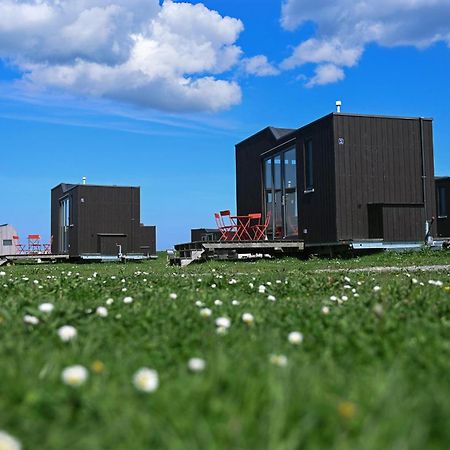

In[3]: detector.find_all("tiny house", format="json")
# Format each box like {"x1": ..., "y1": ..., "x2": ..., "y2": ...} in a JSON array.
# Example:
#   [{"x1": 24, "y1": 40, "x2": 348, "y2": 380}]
[
  {"x1": 0, "y1": 224, "x2": 18, "y2": 256},
  {"x1": 236, "y1": 112, "x2": 436, "y2": 248},
  {"x1": 436, "y1": 177, "x2": 450, "y2": 238},
  {"x1": 51, "y1": 183, "x2": 156, "y2": 257}
]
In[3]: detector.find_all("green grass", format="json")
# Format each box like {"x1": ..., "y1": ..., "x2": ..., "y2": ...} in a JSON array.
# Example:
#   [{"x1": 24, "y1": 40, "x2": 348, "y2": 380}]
[{"x1": 0, "y1": 251, "x2": 449, "y2": 449}]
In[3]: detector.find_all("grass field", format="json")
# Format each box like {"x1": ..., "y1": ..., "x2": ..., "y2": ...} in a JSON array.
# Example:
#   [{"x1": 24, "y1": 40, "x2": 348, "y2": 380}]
[{"x1": 0, "y1": 251, "x2": 449, "y2": 450}]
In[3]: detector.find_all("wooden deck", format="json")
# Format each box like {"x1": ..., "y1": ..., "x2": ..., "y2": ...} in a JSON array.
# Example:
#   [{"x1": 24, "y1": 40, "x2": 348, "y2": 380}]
[
  {"x1": 170, "y1": 240, "x2": 305, "y2": 266},
  {"x1": 0, "y1": 254, "x2": 70, "y2": 266}
]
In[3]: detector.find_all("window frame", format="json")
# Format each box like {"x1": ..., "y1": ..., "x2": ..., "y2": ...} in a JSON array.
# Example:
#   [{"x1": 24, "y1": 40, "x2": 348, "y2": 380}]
[
  {"x1": 304, "y1": 138, "x2": 314, "y2": 193},
  {"x1": 437, "y1": 186, "x2": 447, "y2": 218}
]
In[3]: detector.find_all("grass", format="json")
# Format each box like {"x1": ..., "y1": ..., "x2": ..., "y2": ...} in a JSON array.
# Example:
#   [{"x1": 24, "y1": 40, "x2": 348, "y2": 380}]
[{"x1": 0, "y1": 251, "x2": 449, "y2": 449}]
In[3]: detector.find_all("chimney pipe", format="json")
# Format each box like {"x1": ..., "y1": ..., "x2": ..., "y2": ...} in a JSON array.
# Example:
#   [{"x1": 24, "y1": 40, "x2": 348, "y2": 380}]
[
  {"x1": 82, "y1": 176, "x2": 87, "y2": 185},
  {"x1": 336, "y1": 100, "x2": 342, "y2": 113}
]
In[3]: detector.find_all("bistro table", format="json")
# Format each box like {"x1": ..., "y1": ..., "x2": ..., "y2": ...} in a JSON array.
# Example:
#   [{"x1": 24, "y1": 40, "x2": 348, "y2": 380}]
[{"x1": 230, "y1": 215, "x2": 253, "y2": 241}]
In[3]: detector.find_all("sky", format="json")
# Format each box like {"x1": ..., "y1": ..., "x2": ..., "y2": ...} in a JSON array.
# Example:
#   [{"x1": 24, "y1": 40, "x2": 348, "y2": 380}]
[{"x1": 0, "y1": 0, "x2": 449, "y2": 250}]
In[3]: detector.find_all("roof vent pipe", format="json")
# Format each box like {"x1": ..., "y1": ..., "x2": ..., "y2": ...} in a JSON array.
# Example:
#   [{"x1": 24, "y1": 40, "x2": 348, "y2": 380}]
[
  {"x1": 82, "y1": 176, "x2": 87, "y2": 185},
  {"x1": 336, "y1": 100, "x2": 342, "y2": 113}
]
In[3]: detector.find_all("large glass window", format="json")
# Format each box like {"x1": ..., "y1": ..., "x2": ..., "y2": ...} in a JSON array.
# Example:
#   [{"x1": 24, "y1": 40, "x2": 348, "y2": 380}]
[
  {"x1": 59, "y1": 196, "x2": 71, "y2": 253},
  {"x1": 304, "y1": 139, "x2": 313, "y2": 191},
  {"x1": 263, "y1": 146, "x2": 298, "y2": 239},
  {"x1": 438, "y1": 187, "x2": 447, "y2": 218}
]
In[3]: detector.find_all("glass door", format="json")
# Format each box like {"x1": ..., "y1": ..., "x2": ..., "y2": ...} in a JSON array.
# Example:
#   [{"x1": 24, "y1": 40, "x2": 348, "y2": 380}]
[
  {"x1": 59, "y1": 197, "x2": 70, "y2": 253},
  {"x1": 263, "y1": 147, "x2": 298, "y2": 239}
]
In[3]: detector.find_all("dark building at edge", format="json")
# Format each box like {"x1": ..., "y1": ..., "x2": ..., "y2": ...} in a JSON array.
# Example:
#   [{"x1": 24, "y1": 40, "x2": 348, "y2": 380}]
[
  {"x1": 51, "y1": 183, "x2": 156, "y2": 257},
  {"x1": 236, "y1": 112, "x2": 437, "y2": 247},
  {"x1": 436, "y1": 176, "x2": 450, "y2": 238}
]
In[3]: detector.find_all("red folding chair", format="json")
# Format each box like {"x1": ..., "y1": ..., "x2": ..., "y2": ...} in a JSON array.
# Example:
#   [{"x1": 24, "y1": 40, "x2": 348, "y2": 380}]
[
  {"x1": 251, "y1": 212, "x2": 271, "y2": 240},
  {"x1": 247, "y1": 213, "x2": 262, "y2": 240},
  {"x1": 28, "y1": 234, "x2": 42, "y2": 254},
  {"x1": 220, "y1": 210, "x2": 239, "y2": 240},
  {"x1": 43, "y1": 235, "x2": 53, "y2": 254},
  {"x1": 13, "y1": 235, "x2": 26, "y2": 254},
  {"x1": 214, "y1": 213, "x2": 235, "y2": 241}
]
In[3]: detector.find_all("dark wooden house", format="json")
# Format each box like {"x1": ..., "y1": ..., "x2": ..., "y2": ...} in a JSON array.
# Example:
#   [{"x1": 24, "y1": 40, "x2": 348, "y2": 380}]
[
  {"x1": 436, "y1": 177, "x2": 450, "y2": 238},
  {"x1": 51, "y1": 183, "x2": 156, "y2": 257},
  {"x1": 236, "y1": 112, "x2": 436, "y2": 248},
  {"x1": 191, "y1": 228, "x2": 221, "y2": 242}
]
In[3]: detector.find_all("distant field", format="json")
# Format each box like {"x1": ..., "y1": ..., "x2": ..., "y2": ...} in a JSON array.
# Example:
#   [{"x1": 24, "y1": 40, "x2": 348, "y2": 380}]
[{"x1": 0, "y1": 251, "x2": 449, "y2": 449}]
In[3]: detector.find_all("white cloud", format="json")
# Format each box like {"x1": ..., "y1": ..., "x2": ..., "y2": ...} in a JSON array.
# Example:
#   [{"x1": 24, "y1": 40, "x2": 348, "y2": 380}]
[
  {"x1": 281, "y1": 0, "x2": 450, "y2": 86},
  {"x1": 242, "y1": 55, "x2": 280, "y2": 76},
  {"x1": 305, "y1": 64, "x2": 344, "y2": 88},
  {"x1": 0, "y1": 0, "x2": 244, "y2": 112}
]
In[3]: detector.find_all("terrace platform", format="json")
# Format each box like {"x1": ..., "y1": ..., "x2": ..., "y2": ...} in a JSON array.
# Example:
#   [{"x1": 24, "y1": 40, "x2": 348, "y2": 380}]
[
  {"x1": 0, "y1": 254, "x2": 70, "y2": 266},
  {"x1": 169, "y1": 240, "x2": 305, "y2": 266}
]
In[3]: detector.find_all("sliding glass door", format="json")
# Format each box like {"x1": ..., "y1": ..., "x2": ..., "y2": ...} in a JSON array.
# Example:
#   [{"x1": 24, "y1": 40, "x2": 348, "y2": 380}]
[
  {"x1": 59, "y1": 197, "x2": 70, "y2": 253},
  {"x1": 263, "y1": 147, "x2": 298, "y2": 239}
]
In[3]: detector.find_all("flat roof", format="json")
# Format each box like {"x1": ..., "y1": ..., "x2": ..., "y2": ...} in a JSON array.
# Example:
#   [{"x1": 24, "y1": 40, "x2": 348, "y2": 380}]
[
  {"x1": 236, "y1": 112, "x2": 433, "y2": 146},
  {"x1": 52, "y1": 183, "x2": 140, "y2": 193}
]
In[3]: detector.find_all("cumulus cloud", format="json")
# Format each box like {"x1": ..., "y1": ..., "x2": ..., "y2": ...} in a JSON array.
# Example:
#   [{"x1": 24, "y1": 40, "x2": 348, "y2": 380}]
[
  {"x1": 281, "y1": 0, "x2": 450, "y2": 85},
  {"x1": 0, "y1": 0, "x2": 245, "y2": 112},
  {"x1": 241, "y1": 55, "x2": 280, "y2": 76}
]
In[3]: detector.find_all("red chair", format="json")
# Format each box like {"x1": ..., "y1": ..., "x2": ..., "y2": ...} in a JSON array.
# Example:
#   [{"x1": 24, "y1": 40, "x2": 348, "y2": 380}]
[
  {"x1": 247, "y1": 213, "x2": 262, "y2": 240},
  {"x1": 13, "y1": 235, "x2": 26, "y2": 254},
  {"x1": 214, "y1": 213, "x2": 235, "y2": 241},
  {"x1": 251, "y1": 212, "x2": 271, "y2": 240},
  {"x1": 28, "y1": 234, "x2": 42, "y2": 254},
  {"x1": 220, "y1": 210, "x2": 239, "y2": 240},
  {"x1": 43, "y1": 236, "x2": 53, "y2": 254}
]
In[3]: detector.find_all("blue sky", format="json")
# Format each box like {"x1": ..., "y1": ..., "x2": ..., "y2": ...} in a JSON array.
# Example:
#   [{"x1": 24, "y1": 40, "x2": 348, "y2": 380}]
[{"x1": 0, "y1": 0, "x2": 449, "y2": 249}]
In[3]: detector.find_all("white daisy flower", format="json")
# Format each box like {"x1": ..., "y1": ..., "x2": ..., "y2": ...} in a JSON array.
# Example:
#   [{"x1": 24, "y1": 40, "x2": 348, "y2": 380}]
[
  {"x1": 344, "y1": 276, "x2": 351, "y2": 282},
  {"x1": 258, "y1": 285, "x2": 266, "y2": 293},
  {"x1": 269, "y1": 354, "x2": 288, "y2": 367},
  {"x1": 133, "y1": 368, "x2": 159, "y2": 393},
  {"x1": 0, "y1": 431, "x2": 21, "y2": 450},
  {"x1": 231, "y1": 300, "x2": 240, "y2": 306},
  {"x1": 249, "y1": 283, "x2": 254, "y2": 289},
  {"x1": 96, "y1": 306, "x2": 108, "y2": 317},
  {"x1": 330, "y1": 295, "x2": 338, "y2": 302},
  {"x1": 121, "y1": 287, "x2": 127, "y2": 292},
  {"x1": 322, "y1": 306, "x2": 330, "y2": 315},
  {"x1": 215, "y1": 317, "x2": 231, "y2": 329},
  {"x1": 39, "y1": 303, "x2": 54, "y2": 313},
  {"x1": 211, "y1": 284, "x2": 217, "y2": 288},
  {"x1": 412, "y1": 278, "x2": 418, "y2": 284},
  {"x1": 214, "y1": 299, "x2": 223, "y2": 306},
  {"x1": 188, "y1": 358, "x2": 206, "y2": 372},
  {"x1": 0, "y1": 272, "x2": 6, "y2": 277},
  {"x1": 195, "y1": 300, "x2": 203, "y2": 307},
  {"x1": 57, "y1": 325, "x2": 77, "y2": 342},
  {"x1": 373, "y1": 286, "x2": 381, "y2": 292},
  {"x1": 341, "y1": 295, "x2": 348, "y2": 301},
  {"x1": 199, "y1": 308, "x2": 212, "y2": 318},
  {"x1": 288, "y1": 331, "x2": 304, "y2": 345},
  {"x1": 23, "y1": 315, "x2": 39, "y2": 325},
  {"x1": 106, "y1": 298, "x2": 114, "y2": 305},
  {"x1": 242, "y1": 312, "x2": 254, "y2": 324},
  {"x1": 169, "y1": 293, "x2": 177, "y2": 300},
  {"x1": 267, "y1": 295, "x2": 276, "y2": 301},
  {"x1": 61, "y1": 365, "x2": 88, "y2": 387},
  {"x1": 216, "y1": 326, "x2": 228, "y2": 335},
  {"x1": 123, "y1": 296, "x2": 133, "y2": 304}
]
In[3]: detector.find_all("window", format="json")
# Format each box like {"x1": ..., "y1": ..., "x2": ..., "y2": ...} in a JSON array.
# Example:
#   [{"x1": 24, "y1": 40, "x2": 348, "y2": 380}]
[
  {"x1": 2, "y1": 239, "x2": 12, "y2": 246},
  {"x1": 438, "y1": 186, "x2": 447, "y2": 218},
  {"x1": 304, "y1": 139, "x2": 313, "y2": 192}
]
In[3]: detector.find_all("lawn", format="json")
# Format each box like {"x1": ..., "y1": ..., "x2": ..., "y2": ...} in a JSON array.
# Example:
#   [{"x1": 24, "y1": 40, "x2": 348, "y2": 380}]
[{"x1": 0, "y1": 251, "x2": 449, "y2": 450}]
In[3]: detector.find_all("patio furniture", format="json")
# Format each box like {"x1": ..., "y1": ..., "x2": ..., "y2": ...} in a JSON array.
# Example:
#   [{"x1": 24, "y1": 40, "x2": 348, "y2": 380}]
[
  {"x1": 27, "y1": 234, "x2": 42, "y2": 254},
  {"x1": 43, "y1": 236, "x2": 53, "y2": 254},
  {"x1": 214, "y1": 213, "x2": 236, "y2": 241},
  {"x1": 13, "y1": 235, "x2": 26, "y2": 254},
  {"x1": 251, "y1": 212, "x2": 271, "y2": 240}
]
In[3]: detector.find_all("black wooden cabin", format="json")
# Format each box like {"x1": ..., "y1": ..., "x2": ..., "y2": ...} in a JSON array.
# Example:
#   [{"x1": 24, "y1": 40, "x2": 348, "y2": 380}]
[
  {"x1": 51, "y1": 183, "x2": 156, "y2": 257},
  {"x1": 436, "y1": 177, "x2": 450, "y2": 238},
  {"x1": 236, "y1": 112, "x2": 436, "y2": 248}
]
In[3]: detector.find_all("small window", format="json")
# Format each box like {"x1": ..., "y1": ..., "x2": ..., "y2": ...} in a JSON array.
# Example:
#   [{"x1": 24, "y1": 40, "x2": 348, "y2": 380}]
[
  {"x1": 438, "y1": 186, "x2": 447, "y2": 218},
  {"x1": 3, "y1": 239, "x2": 13, "y2": 246},
  {"x1": 304, "y1": 139, "x2": 314, "y2": 192}
]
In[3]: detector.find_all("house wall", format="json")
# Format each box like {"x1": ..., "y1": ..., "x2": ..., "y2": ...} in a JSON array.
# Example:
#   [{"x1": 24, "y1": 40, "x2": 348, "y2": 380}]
[
  {"x1": 436, "y1": 177, "x2": 450, "y2": 238},
  {"x1": 0, "y1": 224, "x2": 18, "y2": 256},
  {"x1": 51, "y1": 184, "x2": 156, "y2": 256},
  {"x1": 333, "y1": 115, "x2": 436, "y2": 242}
]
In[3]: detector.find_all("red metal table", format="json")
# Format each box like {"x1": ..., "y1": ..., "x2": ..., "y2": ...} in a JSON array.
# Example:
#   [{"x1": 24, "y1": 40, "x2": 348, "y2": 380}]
[{"x1": 230, "y1": 215, "x2": 252, "y2": 241}]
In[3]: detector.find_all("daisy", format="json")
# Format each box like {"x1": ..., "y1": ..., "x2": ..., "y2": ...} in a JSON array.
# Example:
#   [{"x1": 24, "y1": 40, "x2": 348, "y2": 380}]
[
  {"x1": 123, "y1": 296, "x2": 133, "y2": 304},
  {"x1": 231, "y1": 300, "x2": 240, "y2": 306},
  {"x1": 267, "y1": 295, "x2": 276, "y2": 301},
  {"x1": 269, "y1": 354, "x2": 288, "y2": 367},
  {"x1": 106, "y1": 298, "x2": 114, "y2": 305},
  {"x1": 58, "y1": 325, "x2": 77, "y2": 342},
  {"x1": 373, "y1": 286, "x2": 381, "y2": 292},
  {"x1": 215, "y1": 317, "x2": 231, "y2": 329},
  {"x1": 39, "y1": 303, "x2": 54, "y2": 313},
  {"x1": 96, "y1": 306, "x2": 108, "y2": 317},
  {"x1": 288, "y1": 331, "x2": 303, "y2": 345},
  {"x1": 322, "y1": 306, "x2": 330, "y2": 315},
  {"x1": 214, "y1": 299, "x2": 223, "y2": 306},
  {"x1": 0, "y1": 431, "x2": 21, "y2": 450},
  {"x1": 169, "y1": 293, "x2": 177, "y2": 300},
  {"x1": 188, "y1": 358, "x2": 206, "y2": 372},
  {"x1": 23, "y1": 315, "x2": 39, "y2": 325},
  {"x1": 133, "y1": 368, "x2": 159, "y2": 393},
  {"x1": 242, "y1": 312, "x2": 254, "y2": 324},
  {"x1": 199, "y1": 308, "x2": 212, "y2": 318},
  {"x1": 61, "y1": 365, "x2": 88, "y2": 387}
]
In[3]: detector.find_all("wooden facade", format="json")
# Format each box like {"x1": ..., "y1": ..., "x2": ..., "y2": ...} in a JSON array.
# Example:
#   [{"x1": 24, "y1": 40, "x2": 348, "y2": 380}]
[
  {"x1": 51, "y1": 183, "x2": 156, "y2": 257},
  {"x1": 236, "y1": 113, "x2": 436, "y2": 246},
  {"x1": 436, "y1": 177, "x2": 450, "y2": 238}
]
